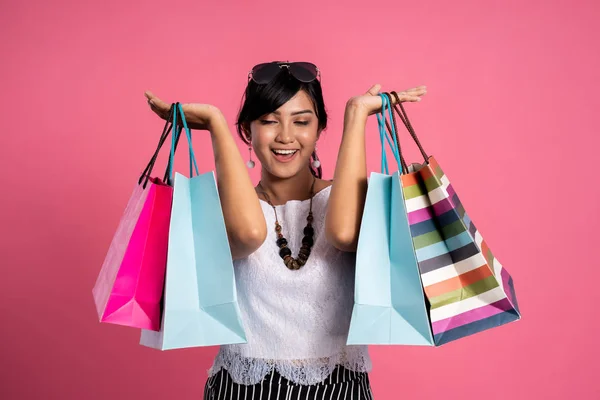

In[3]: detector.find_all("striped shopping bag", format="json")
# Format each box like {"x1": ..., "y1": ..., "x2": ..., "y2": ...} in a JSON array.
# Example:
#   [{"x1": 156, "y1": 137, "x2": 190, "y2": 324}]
[{"x1": 384, "y1": 91, "x2": 521, "y2": 346}]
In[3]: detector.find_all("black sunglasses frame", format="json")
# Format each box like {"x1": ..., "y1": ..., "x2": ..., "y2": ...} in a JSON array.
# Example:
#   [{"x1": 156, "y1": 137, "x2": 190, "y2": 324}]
[{"x1": 248, "y1": 61, "x2": 321, "y2": 84}]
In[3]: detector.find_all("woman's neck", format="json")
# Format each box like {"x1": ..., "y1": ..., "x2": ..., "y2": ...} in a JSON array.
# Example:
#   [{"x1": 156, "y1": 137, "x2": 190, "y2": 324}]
[{"x1": 258, "y1": 168, "x2": 316, "y2": 206}]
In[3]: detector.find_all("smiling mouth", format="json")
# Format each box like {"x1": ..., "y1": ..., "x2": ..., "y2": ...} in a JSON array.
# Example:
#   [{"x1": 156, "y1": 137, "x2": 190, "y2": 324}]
[
  {"x1": 272, "y1": 149, "x2": 298, "y2": 156},
  {"x1": 271, "y1": 149, "x2": 299, "y2": 162}
]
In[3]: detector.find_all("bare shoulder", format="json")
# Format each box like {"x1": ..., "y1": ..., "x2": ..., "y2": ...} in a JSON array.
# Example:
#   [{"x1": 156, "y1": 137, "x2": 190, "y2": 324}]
[{"x1": 314, "y1": 178, "x2": 333, "y2": 194}]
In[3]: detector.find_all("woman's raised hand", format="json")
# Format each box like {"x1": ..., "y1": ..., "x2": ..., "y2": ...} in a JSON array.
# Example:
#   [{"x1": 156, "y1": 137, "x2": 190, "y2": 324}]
[
  {"x1": 346, "y1": 84, "x2": 427, "y2": 117},
  {"x1": 144, "y1": 91, "x2": 224, "y2": 131}
]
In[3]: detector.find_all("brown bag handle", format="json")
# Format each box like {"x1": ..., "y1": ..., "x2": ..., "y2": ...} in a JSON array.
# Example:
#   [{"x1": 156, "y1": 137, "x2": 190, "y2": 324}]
[
  {"x1": 389, "y1": 91, "x2": 429, "y2": 163},
  {"x1": 382, "y1": 91, "x2": 430, "y2": 174}
]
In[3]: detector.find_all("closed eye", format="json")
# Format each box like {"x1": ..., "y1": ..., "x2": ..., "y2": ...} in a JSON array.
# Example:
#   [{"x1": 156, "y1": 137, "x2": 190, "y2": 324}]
[{"x1": 260, "y1": 120, "x2": 310, "y2": 126}]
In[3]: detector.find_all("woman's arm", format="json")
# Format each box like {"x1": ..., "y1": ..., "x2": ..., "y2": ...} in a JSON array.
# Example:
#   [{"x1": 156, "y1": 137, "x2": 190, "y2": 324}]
[
  {"x1": 146, "y1": 92, "x2": 267, "y2": 259},
  {"x1": 204, "y1": 110, "x2": 267, "y2": 259},
  {"x1": 325, "y1": 100, "x2": 370, "y2": 252},
  {"x1": 325, "y1": 85, "x2": 427, "y2": 252}
]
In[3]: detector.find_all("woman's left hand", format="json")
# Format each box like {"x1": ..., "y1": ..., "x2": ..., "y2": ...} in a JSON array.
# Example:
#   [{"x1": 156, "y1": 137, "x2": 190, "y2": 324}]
[{"x1": 346, "y1": 84, "x2": 427, "y2": 117}]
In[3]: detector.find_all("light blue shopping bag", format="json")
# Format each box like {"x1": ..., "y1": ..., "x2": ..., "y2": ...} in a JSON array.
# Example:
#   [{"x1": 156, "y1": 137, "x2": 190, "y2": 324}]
[
  {"x1": 347, "y1": 94, "x2": 433, "y2": 346},
  {"x1": 140, "y1": 103, "x2": 247, "y2": 350}
]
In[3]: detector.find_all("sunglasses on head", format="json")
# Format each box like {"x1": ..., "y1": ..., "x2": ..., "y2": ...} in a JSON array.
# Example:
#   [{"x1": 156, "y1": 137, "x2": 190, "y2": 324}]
[{"x1": 248, "y1": 61, "x2": 320, "y2": 84}]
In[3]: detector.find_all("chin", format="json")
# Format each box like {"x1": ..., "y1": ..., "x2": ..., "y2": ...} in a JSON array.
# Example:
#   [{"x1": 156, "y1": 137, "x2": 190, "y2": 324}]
[{"x1": 265, "y1": 163, "x2": 306, "y2": 179}]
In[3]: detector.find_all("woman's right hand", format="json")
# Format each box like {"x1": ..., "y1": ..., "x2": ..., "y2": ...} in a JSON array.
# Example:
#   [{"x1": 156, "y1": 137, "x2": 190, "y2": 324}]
[
  {"x1": 345, "y1": 84, "x2": 427, "y2": 118},
  {"x1": 144, "y1": 91, "x2": 224, "y2": 131}
]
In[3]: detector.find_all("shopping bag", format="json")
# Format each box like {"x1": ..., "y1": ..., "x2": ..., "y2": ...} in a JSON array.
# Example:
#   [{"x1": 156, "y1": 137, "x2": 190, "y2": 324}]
[
  {"x1": 384, "y1": 91, "x2": 521, "y2": 346},
  {"x1": 140, "y1": 103, "x2": 247, "y2": 350},
  {"x1": 93, "y1": 105, "x2": 183, "y2": 331},
  {"x1": 347, "y1": 94, "x2": 434, "y2": 345}
]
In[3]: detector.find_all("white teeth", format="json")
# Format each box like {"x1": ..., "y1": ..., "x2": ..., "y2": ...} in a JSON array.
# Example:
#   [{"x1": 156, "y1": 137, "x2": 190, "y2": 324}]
[{"x1": 273, "y1": 149, "x2": 297, "y2": 155}]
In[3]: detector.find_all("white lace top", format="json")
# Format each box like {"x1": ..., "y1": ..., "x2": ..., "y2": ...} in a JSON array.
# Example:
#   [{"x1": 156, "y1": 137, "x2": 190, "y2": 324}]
[{"x1": 207, "y1": 185, "x2": 372, "y2": 385}]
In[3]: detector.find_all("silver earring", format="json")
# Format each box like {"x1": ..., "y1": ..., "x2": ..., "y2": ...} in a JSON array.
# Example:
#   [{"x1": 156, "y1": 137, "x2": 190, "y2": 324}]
[
  {"x1": 311, "y1": 148, "x2": 321, "y2": 169},
  {"x1": 246, "y1": 146, "x2": 256, "y2": 169}
]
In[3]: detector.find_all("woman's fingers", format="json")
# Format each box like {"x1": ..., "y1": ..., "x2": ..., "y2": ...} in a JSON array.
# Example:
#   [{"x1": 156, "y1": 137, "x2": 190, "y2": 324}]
[
  {"x1": 366, "y1": 84, "x2": 382, "y2": 96},
  {"x1": 145, "y1": 91, "x2": 167, "y2": 108},
  {"x1": 364, "y1": 85, "x2": 426, "y2": 105},
  {"x1": 150, "y1": 103, "x2": 168, "y2": 119},
  {"x1": 144, "y1": 91, "x2": 171, "y2": 119},
  {"x1": 390, "y1": 86, "x2": 427, "y2": 103},
  {"x1": 144, "y1": 90, "x2": 156, "y2": 106}
]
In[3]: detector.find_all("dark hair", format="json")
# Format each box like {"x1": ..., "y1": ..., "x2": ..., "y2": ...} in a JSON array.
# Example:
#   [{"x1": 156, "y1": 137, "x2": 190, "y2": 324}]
[{"x1": 236, "y1": 69, "x2": 328, "y2": 178}]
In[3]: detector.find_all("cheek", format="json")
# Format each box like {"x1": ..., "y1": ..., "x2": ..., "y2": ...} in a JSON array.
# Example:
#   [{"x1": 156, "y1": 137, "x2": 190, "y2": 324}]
[
  {"x1": 297, "y1": 129, "x2": 319, "y2": 151},
  {"x1": 250, "y1": 127, "x2": 275, "y2": 158}
]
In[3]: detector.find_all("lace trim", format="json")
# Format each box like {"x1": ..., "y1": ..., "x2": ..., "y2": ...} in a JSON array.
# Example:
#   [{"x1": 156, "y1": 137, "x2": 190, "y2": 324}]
[{"x1": 207, "y1": 347, "x2": 372, "y2": 386}]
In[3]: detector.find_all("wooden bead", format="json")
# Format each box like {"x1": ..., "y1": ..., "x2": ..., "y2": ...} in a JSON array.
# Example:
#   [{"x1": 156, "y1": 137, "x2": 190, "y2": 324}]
[
  {"x1": 302, "y1": 236, "x2": 314, "y2": 247},
  {"x1": 300, "y1": 245, "x2": 311, "y2": 256},
  {"x1": 279, "y1": 247, "x2": 292, "y2": 258},
  {"x1": 284, "y1": 256, "x2": 295, "y2": 269}
]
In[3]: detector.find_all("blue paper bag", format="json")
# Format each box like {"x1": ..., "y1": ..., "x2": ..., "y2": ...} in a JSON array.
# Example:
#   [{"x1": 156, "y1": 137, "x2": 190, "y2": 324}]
[
  {"x1": 347, "y1": 95, "x2": 433, "y2": 346},
  {"x1": 140, "y1": 103, "x2": 247, "y2": 350}
]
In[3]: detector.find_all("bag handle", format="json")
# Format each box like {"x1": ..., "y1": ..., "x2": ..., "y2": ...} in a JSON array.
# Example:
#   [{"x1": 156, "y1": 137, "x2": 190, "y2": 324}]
[
  {"x1": 377, "y1": 93, "x2": 403, "y2": 174},
  {"x1": 386, "y1": 91, "x2": 430, "y2": 167},
  {"x1": 178, "y1": 102, "x2": 200, "y2": 178},
  {"x1": 139, "y1": 104, "x2": 185, "y2": 188},
  {"x1": 140, "y1": 105, "x2": 176, "y2": 188},
  {"x1": 168, "y1": 102, "x2": 199, "y2": 183},
  {"x1": 381, "y1": 93, "x2": 409, "y2": 173},
  {"x1": 162, "y1": 123, "x2": 184, "y2": 185}
]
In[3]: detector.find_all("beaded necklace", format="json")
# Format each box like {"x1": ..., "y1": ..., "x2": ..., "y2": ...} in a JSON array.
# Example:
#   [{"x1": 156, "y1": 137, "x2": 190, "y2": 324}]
[{"x1": 257, "y1": 177, "x2": 316, "y2": 270}]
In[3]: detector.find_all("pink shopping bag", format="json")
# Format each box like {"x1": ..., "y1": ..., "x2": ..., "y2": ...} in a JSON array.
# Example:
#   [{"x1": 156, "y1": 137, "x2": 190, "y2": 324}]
[{"x1": 93, "y1": 106, "x2": 182, "y2": 331}]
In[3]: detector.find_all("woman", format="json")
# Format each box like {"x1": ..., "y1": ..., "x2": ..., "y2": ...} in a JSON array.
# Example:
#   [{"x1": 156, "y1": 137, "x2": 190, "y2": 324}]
[{"x1": 145, "y1": 61, "x2": 426, "y2": 399}]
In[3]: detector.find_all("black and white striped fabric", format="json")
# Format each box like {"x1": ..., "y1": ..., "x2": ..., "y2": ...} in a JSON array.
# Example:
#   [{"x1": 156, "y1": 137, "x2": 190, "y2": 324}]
[{"x1": 203, "y1": 365, "x2": 374, "y2": 400}]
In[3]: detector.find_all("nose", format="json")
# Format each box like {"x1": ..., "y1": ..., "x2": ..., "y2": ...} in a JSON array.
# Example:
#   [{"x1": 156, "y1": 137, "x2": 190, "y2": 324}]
[{"x1": 275, "y1": 123, "x2": 294, "y2": 144}]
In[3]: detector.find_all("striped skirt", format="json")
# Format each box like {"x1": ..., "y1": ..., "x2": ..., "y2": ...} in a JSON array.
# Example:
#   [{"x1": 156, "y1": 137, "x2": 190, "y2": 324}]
[{"x1": 203, "y1": 365, "x2": 374, "y2": 400}]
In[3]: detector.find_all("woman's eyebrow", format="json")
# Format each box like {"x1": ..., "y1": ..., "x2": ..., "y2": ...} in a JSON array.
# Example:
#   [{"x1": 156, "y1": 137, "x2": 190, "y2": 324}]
[{"x1": 272, "y1": 110, "x2": 314, "y2": 116}]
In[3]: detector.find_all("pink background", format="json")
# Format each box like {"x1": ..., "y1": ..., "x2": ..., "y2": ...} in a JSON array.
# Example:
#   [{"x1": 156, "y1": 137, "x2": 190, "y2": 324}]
[{"x1": 1, "y1": 0, "x2": 599, "y2": 399}]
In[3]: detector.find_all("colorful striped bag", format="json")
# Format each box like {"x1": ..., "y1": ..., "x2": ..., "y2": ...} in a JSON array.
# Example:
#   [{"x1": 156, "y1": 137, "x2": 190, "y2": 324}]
[{"x1": 384, "y1": 91, "x2": 521, "y2": 345}]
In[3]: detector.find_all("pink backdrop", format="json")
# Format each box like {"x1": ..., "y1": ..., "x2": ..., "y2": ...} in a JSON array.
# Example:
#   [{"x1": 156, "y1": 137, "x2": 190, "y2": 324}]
[{"x1": 1, "y1": 0, "x2": 599, "y2": 398}]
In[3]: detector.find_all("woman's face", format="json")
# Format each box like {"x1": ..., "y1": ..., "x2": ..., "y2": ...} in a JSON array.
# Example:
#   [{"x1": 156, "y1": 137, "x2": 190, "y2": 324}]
[{"x1": 249, "y1": 90, "x2": 320, "y2": 179}]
